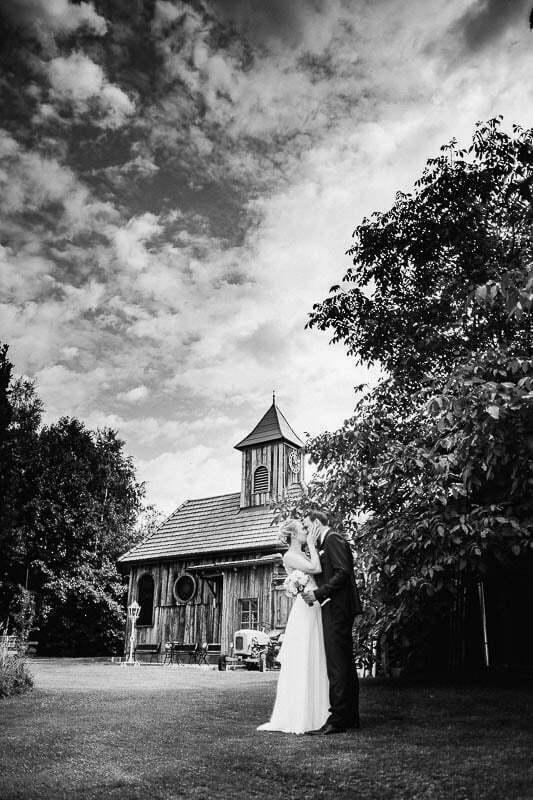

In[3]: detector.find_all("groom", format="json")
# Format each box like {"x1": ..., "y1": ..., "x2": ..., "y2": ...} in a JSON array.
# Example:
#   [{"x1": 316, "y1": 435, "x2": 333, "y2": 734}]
[{"x1": 302, "y1": 510, "x2": 362, "y2": 735}]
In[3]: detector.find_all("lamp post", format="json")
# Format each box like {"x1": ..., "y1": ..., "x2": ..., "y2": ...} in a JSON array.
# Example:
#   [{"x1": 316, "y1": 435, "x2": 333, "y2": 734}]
[{"x1": 123, "y1": 600, "x2": 141, "y2": 667}]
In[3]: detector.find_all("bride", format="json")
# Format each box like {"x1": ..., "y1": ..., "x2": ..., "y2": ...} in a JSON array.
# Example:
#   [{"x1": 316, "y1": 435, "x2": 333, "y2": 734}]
[{"x1": 257, "y1": 519, "x2": 329, "y2": 734}]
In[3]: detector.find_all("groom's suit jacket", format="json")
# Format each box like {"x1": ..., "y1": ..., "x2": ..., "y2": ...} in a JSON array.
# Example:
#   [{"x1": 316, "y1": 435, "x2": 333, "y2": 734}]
[{"x1": 314, "y1": 528, "x2": 362, "y2": 618}]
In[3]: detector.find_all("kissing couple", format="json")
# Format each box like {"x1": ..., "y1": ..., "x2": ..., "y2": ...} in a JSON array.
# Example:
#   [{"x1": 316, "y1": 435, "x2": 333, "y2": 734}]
[{"x1": 257, "y1": 509, "x2": 362, "y2": 735}]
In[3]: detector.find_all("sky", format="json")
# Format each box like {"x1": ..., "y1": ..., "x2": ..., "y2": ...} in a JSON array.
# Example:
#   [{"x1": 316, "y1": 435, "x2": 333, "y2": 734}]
[{"x1": 1, "y1": 0, "x2": 533, "y2": 514}]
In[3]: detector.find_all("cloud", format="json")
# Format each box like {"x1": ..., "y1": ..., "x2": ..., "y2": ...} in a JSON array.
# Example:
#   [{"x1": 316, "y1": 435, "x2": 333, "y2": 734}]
[
  {"x1": 113, "y1": 214, "x2": 163, "y2": 271},
  {"x1": 135, "y1": 445, "x2": 241, "y2": 514},
  {"x1": 33, "y1": 364, "x2": 110, "y2": 418},
  {"x1": 4, "y1": 0, "x2": 107, "y2": 41},
  {"x1": 0, "y1": 243, "x2": 54, "y2": 304},
  {"x1": 45, "y1": 52, "x2": 135, "y2": 128},
  {"x1": 451, "y1": 0, "x2": 529, "y2": 53},
  {"x1": 209, "y1": 0, "x2": 344, "y2": 53},
  {"x1": 5, "y1": 0, "x2": 533, "y2": 516},
  {"x1": 117, "y1": 385, "x2": 150, "y2": 403},
  {"x1": 0, "y1": 128, "x2": 118, "y2": 234}
]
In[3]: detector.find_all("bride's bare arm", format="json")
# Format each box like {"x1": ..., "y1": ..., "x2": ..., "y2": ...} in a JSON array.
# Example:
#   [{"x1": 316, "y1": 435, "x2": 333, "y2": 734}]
[
  {"x1": 283, "y1": 526, "x2": 322, "y2": 574},
  {"x1": 283, "y1": 550, "x2": 321, "y2": 574},
  {"x1": 307, "y1": 532, "x2": 322, "y2": 573}
]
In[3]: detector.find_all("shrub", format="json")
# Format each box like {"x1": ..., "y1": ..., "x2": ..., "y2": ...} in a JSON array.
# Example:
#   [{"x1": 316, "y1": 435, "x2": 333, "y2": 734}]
[{"x1": 0, "y1": 648, "x2": 33, "y2": 698}]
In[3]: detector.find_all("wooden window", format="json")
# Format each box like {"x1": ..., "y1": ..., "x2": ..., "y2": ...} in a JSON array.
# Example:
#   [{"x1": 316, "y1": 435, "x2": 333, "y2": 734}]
[
  {"x1": 253, "y1": 465, "x2": 269, "y2": 493},
  {"x1": 173, "y1": 573, "x2": 197, "y2": 604},
  {"x1": 239, "y1": 598, "x2": 258, "y2": 629},
  {"x1": 137, "y1": 573, "x2": 155, "y2": 626}
]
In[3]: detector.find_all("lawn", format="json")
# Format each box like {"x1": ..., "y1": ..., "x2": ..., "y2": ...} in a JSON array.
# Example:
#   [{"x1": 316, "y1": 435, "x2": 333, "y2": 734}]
[{"x1": 1, "y1": 660, "x2": 532, "y2": 800}]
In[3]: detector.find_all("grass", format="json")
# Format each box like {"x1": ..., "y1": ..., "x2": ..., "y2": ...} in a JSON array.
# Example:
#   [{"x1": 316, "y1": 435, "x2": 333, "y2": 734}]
[{"x1": 1, "y1": 660, "x2": 532, "y2": 800}]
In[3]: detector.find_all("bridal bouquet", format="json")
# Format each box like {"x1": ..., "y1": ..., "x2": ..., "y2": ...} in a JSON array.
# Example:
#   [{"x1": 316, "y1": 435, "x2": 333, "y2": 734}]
[{"x1": 283, "y1": 570, "x2": 309, "y2": 598}]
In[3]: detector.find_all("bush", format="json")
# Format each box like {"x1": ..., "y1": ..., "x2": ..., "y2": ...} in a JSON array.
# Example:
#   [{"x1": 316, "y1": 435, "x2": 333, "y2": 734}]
[{"x1": 0, "y1": 649, "x2": 33, "y2": 698}]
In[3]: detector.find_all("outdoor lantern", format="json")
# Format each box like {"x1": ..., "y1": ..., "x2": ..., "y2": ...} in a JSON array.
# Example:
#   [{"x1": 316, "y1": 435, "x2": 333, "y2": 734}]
[
  {"x1": 122, "y1": 600, "x2": 141, "y2": 667},
  {"x1": 128, "y1": 600, "x2": 141, "y2": 621}
]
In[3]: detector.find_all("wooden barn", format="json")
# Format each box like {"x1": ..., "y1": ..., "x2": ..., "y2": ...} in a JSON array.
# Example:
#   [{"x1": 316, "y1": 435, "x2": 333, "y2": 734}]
[{"x1": 118, "y1": 399, "x2": 305, "y2": 659}]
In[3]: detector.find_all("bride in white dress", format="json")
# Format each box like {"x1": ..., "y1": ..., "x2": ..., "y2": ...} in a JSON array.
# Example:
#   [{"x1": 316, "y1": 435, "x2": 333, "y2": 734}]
[{"x1": 257, "y1": 519, "x2": 329, "y2": 734}]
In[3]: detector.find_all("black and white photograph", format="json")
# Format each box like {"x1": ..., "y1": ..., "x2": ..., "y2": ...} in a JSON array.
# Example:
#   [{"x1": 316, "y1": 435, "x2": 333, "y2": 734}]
[{"x1": 1, "y1": 1, "x2": 532, "y2": 798}]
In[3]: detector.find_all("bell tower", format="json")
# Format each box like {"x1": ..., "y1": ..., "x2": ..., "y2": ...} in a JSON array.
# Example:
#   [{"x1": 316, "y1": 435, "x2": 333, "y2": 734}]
[{"x1": 234, "y1": 395, "x2": 304, "y2": 508}]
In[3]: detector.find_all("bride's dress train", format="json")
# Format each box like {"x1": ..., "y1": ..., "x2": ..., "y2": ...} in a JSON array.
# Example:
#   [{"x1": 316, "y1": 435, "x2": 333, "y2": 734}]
[{"x1": 257, "y1": 580, "x2": 329, "y2": 734}]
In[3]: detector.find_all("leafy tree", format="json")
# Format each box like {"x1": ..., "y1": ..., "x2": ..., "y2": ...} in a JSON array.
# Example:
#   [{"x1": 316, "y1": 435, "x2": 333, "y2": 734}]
[
  {"x1": 31, "y1": 419, "x2": 145, "y2": 654},
  {"x1": 0, "y1": 354, "x2": 150, "y2": 655},
  {"x1": 0, "y1": 375, "x2": 43, "y2": 623},
  {"x1": 300, "y1": 120, "x2": 533, "y2": 671},
  {"x1": 0, "y1": 343, "x2": 12, "y2": 438},
  {"x1": 0, "y1": 343, "x2": 14, "y2": 624},
  {"x1": 310, "y1": 118, "x2": 533, "y2": 384}
]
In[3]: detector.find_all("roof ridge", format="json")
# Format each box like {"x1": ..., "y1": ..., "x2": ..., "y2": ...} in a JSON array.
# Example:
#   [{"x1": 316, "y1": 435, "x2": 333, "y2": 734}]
[{"x1": 185, "y1": 491, "x2": 240, "y2": 502}]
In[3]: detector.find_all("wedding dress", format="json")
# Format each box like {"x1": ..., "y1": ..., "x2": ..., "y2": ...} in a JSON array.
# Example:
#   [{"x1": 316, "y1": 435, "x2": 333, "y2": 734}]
[{"x1": 257, "y1": 573, "x2": 329, "y2": 734}]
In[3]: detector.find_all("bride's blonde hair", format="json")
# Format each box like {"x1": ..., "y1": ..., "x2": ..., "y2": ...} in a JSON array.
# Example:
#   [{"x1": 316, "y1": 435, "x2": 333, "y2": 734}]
[{"x1": 277, "y1": 520, "x2": 300, "y2": 548}]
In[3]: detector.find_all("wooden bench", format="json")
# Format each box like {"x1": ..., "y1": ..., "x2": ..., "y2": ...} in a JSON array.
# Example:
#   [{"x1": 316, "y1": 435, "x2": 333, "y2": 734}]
[
  {"x1": 163, "y1": 642, "x2": 221, "y2": 665},
  {"x1": 134, "y1": 643, "x2": 161, "y2": 663}
]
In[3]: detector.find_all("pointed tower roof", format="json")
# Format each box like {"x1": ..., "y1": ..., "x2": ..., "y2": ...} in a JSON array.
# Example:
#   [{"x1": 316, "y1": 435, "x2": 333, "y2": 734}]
[{"x1": 234, "y1": 399, "x2": 304, "y2": 451}]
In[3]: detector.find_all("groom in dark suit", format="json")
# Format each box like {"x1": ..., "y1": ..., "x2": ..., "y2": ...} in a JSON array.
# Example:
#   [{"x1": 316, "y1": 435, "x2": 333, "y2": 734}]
[{"x1": 302, "y1": 509, "x2": 362, "y2": 735}]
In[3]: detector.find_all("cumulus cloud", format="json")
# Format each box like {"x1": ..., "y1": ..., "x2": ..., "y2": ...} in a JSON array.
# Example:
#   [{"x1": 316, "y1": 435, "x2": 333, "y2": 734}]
[
  {"x1": 0, "y1": 128, "x2": 119, "y2": 241},
  {"x1": 45, "y1": 52, "x2": 135, "y2": 128},
  {"x1": 4, "y1": 0, "x2": 107, "y2": 41},
  {"x1": 5, "y1": 0, "x2": 533, "y2": 513},
  {"x1": 113, "y1": 214, "x2": 163, "y2": 271},
  {"x1": 117, "y1": 385, "x2": 150, "y2": 403},
  {"x1": 0, "y1": 243, "x2": 54, "y2": 304}
]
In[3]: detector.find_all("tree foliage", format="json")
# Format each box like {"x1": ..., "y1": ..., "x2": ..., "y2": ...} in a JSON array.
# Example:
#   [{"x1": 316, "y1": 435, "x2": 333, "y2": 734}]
[
  {"x1": 299, "y1": 120, "x2": 533, "y2": 669},
  {"x1": 0, "y1": 346, "x2": 148, "y2": 654},
  {"x1": 310, "y1": 118, "x2": 533, "y2": 386}
]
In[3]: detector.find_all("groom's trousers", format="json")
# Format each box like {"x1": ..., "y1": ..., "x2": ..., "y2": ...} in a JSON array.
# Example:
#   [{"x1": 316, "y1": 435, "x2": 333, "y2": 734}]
[{"x1": 321, "y1": 603, "x2": 359, "y2": 728}]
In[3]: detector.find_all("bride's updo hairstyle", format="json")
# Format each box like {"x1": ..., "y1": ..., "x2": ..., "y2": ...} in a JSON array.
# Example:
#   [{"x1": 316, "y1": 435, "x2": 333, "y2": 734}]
[{"x1": 278, "y1": 520, "x2": 299, "y2": 548}]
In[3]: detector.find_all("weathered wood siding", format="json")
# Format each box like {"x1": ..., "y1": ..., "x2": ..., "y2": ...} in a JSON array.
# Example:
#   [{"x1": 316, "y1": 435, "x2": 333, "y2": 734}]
[
  {"x1": 241, "y1": 444, "x2": 280, "y2": 507},
  {"x1": 221, "y1": 564, "x2": 272, "y2": 651},
  {"x1": 127, "y1": 559, "x2": 220, "y2": 650},
  {"x1": 126, "y1": 554, "x2": 288, "y2": 655},
  {"x1": 240, "y1": 442, "x2": 303, "y2": 508}
]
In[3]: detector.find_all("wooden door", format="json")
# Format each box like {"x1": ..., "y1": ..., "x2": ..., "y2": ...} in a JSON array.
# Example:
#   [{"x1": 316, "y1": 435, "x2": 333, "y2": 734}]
[
  {"x1": 203, "y1": 575, "x2": 223, "y2": 644},
  {"x1": 212, "y1": 576, "x2": 223, "y2": 644},
  {"x1": 272, "y1": 581, "x2": 291, "y2": 630}
]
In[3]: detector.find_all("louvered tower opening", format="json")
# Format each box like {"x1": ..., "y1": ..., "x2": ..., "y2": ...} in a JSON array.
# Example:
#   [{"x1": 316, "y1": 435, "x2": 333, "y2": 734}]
[{"x1": 253, "y1": 465, "x2": 269, "y2": 493}]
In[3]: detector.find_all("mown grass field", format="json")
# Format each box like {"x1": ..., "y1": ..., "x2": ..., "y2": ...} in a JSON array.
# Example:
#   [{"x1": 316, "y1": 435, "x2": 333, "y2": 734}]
[{"x1": 1, "y1": 659, "x2": 532, "y2": 799}]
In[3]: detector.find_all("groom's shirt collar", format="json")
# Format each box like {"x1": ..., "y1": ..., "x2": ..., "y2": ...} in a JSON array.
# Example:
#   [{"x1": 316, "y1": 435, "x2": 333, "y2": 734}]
[{"x1": 319, "y1": 526, "x2": 330, "y2": 547}]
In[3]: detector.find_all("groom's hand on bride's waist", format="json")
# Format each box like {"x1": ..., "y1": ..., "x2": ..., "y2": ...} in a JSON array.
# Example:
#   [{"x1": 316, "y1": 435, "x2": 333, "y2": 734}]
[{"x1": 301, "y1": 589, "x2": 316, "y2": 605}]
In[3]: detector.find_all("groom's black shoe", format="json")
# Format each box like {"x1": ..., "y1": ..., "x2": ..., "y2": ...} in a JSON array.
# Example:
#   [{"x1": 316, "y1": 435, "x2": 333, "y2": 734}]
[
  {"x1": 307, "y1": 723, "x2": 347, "y2": 735},
  {"x1": 305, "y1": 723, "x2": 328, "y2": 736},
  {"x1": 323, "y1": 723, "x2": 347, "y2": 735}
]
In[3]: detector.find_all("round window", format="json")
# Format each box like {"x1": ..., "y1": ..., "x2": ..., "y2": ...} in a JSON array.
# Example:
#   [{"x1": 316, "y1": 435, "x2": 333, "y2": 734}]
[{"x1": 173, "y1": 573, "x2": 197, "y2": 603}]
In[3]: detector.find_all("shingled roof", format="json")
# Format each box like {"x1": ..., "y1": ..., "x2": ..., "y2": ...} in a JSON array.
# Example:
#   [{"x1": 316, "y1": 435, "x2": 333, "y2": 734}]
[
  {"x1": 234, "y1": 400, "x2": 304, "y2": 450},
  {"x1": 118, "y1": 492, "x2": 279, "y2": 564}
]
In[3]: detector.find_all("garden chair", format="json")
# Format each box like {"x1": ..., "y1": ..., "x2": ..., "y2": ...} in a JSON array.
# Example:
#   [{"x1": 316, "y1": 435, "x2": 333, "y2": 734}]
[
  {"x1": 188, "y1": 643, "x2": 200, "y2": 664},
  {"x1": 197, "y1": 642, "x2": 209, "y2": 665}
]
